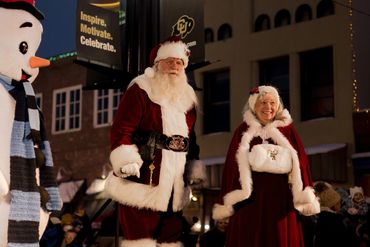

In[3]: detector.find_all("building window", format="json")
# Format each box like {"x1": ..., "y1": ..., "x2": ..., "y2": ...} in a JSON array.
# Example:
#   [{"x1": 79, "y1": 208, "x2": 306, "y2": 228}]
[
  {"x1": 53, "y1": 85, "x2": 82, "y2": 133},
  {"x1": 295, "y1": 4, "x2": 312, "y2": 23},
  {"x1": 205, "y1": 28, "x2": 214, "y2": 43},
  {"x1": 203, "y1": 69, "x2": 230, "y2": 134},
  {"x1": 317, "y1": 0, "x2": 334, "y2": 18},
  {"x1": 35, "y1": 93, "x2": 42, "y2": 110},
  {"x1": 254, "y1": 14, "x2": 271, "y2": 32},
  {"x1": 259, "y1": 56, "x2": 290, "y2": 110},
  {"x1": 217, "y1": 23, "x2": 232, "y2": 41},
  {"x1": 94, "y1": 88, "x2": 124, "y2": 127},
  {"x1": 300, "y1": 47, "x2": 334, "y2": 121},
  {"x1": 274, "y1": 9, "x2": 291, "y2": 28},
  {"x1": 307, "y1": 144, "x2": 347, "y2": 182}
]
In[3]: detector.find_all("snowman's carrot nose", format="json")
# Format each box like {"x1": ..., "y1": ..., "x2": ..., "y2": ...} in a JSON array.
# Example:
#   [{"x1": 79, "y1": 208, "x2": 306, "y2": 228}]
[{"x1": 29, "y1": 56, "x2": 50, "y2": 68}]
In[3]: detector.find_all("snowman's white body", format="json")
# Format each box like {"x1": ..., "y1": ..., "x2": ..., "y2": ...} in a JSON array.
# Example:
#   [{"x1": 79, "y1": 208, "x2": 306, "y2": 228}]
[{"x1": 0, "y1": 7, "x2": 49, "y2": 246}]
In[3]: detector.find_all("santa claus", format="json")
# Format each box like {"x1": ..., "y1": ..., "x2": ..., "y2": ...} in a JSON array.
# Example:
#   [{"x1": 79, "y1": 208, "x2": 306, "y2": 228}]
[
  {"x1": 105, "y1": 36, "x2": 205, "y2": 247},
  {"x1": 0, "y1": 0, "x2": 62, "y2": 246}
]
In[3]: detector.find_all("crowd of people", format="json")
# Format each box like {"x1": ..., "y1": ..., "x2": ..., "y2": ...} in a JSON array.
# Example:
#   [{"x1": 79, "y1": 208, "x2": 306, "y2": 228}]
[
  {"x1": 302, "y1": 183, "x2": 370, "y2": 247},
  {"x1": 40, "y1": 204, "x2": 91, "y2": 247}
]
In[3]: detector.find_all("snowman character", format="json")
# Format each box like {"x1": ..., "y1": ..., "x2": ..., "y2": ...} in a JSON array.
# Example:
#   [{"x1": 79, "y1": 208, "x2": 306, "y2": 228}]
[{"x1": 0, "y1": 0, "x2": 62, "y2": 246}]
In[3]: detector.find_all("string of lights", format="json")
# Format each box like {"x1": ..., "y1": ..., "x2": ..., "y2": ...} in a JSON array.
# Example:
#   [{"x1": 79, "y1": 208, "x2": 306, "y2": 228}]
[
  {"x1": 48, "y1": 51, "x2": 77, "y2": 62},
  {"x1": 340, "y1": 0, "x2": 369, "y2": 113},
  {"x1": 333, "y1": 0, "x2": 370, "y2": 17},
  {"x1": 346, "y1": 0, "x2": 359, "y2": 112}
]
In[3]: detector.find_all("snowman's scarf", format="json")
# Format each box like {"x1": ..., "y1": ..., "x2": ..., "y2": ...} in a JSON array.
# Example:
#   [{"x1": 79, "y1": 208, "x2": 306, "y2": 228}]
[{"x1": 0, "y1": 74, "x2": 62, "y2": 246}]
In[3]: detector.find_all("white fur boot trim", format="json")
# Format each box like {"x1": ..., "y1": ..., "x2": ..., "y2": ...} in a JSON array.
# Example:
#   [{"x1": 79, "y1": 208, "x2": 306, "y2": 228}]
[
  {"x1": 121, "y1": 238, "x2": 156, "y2": 247},
  {"x1": 158, "y1": 241, "x2": 184, "y2": 247}
]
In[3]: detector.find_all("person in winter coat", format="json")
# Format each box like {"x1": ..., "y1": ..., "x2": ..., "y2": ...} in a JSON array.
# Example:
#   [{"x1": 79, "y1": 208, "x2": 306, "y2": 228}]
[
  {"x1": 314, "y1": 182, "x2": 354, "y2": 247},
  {"x1": 105, "y1": 36, "x2": 205, "y2": 247},
  {"x1": 213, "y1": 85, "x2": 320, "y2": 247}
]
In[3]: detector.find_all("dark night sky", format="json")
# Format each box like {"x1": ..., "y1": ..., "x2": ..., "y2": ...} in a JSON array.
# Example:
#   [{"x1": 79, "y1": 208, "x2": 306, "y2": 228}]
[{"x1": 36, "y1": 0, "x2": 77, "y2": 58}]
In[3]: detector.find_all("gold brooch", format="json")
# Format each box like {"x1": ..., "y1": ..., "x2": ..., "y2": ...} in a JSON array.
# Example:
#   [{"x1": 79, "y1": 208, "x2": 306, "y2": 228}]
[{"x1": 268, "y1": 149, "x2": 278, "y2": 160}]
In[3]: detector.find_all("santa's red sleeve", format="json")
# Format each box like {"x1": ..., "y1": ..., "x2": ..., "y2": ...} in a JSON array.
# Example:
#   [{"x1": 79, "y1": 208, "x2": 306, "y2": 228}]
[
  {"x1": 111, "y1": 84, "x2": 146, "y2": 149},
  {"x1": 109, "y1": 84, "x2": 145, "y2": 175}
]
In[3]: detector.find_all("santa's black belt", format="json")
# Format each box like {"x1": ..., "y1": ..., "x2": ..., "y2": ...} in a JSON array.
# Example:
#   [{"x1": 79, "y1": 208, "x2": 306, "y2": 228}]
[
  {"x1": 156, "y1": 134, "x2": 189, "y2": 152},
  {"x1": 133, "y1": 131, "x2": 189, "y2": 161}
]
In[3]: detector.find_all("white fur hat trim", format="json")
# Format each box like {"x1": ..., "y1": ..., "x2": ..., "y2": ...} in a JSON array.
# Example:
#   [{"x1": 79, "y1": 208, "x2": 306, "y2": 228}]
[
  {"x1": 248, "y1": 85, "x2": 280, "y2": 112},
  {"x1": 154, "y1": 41, "x2": 190, "y2": 68}
]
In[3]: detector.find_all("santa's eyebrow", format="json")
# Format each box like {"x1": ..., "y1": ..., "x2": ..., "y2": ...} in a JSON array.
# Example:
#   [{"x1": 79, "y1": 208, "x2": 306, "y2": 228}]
[{"x1": 20, "y1": 22, "x2": 33, "y2": 28}]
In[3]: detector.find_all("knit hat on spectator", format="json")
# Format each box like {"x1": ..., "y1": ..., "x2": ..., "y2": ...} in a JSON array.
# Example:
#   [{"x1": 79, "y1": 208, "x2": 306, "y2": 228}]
[
  {"x1": 315, "y1": 181, "x2": 341, "y2": 208},
  {"x1": 349, "y1": 186, "x2": 364, "y2": 199},
  {"x1": 61, "y1": 213, "x2": 74, "y2": 226}
]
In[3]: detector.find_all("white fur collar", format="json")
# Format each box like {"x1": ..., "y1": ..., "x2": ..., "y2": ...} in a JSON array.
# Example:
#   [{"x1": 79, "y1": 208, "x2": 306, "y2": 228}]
[{"x1": 128, "y1": 74, "x2": 197, "y2": 113}]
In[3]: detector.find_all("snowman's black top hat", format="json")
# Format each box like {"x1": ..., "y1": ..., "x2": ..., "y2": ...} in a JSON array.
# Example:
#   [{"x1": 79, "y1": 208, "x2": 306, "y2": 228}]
[{"x1": 0, "y1": 0, "x2": 44, "y2": 20}]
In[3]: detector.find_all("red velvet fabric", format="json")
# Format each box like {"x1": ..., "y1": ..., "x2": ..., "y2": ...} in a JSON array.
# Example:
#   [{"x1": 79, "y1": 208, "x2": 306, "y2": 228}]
[
  {"x1": 220, "y1": 122, "x2": 312, "y2": 247},
  {"x1": 110, "y1": 83, "x2": 196, "y2": 186},
  {"x1": 111, "y1": 83, "x2": 196, "y2": 149},
  {"x1": 110, "y1": 82, "x2": 197, "y2": 243},
  {"x1": 119, "y1": 205, "x2": 183, "y2": 243}
]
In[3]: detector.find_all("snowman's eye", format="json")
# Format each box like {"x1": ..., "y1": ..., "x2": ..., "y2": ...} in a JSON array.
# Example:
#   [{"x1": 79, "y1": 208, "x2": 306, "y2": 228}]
[{"x1": 19, "y1": 42, "x2": 28, "y2": 54}]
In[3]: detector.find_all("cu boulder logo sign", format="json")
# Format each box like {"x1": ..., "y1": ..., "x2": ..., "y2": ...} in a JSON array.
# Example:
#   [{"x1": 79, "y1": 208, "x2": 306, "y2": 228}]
[{"x1": 171, "y1": 15, "x2": 195, "y2": 39}]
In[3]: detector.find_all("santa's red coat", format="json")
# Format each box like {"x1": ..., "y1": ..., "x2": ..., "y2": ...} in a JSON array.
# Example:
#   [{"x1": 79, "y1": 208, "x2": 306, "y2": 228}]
[
  {"x1": 106, "y1": 74, "x2": 200, "y2": 212},
  {"x1": 214, "y1": 109, "x2": 320, "y2": 247}
]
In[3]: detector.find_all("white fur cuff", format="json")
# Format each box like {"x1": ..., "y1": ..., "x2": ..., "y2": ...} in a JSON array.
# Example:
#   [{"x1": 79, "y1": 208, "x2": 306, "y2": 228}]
[
  {"x1": 212, "y1": 203, "x2": 234, "y2": 220},
  {"x1": 294, "y1": 187, "x2": 320, "y2": 216},
  {"x1": 110, "y1": 144, "x2": 143, "y2": 175}
]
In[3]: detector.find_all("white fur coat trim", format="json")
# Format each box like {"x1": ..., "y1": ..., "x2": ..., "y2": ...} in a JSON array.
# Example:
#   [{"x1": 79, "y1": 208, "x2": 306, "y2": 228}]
[
  {"x1": 106, "y1": 77, "x2": 194, "y2": 211},
  {"x1": 214, "y1": 110, "x2": 319, "y2": 219},
  {"x1": 106, "y1": 145, "x2": 191, "y2": 212},
  {"x1": 110, "y1": 144, "x2": 144, "y2": 175},
  {"x1": 121, "y1": 238, "x2": 156, "y2": 247}
]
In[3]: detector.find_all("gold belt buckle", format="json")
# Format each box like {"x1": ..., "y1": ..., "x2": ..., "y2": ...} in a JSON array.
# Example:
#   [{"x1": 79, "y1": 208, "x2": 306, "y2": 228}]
[{"x1": 167, "y1": 135, "x2": 188, "y2": 151}]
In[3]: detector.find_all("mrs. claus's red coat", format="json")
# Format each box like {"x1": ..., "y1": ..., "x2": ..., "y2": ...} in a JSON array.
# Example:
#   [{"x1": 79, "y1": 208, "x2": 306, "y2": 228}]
[{"x1": 213, "y1": 109, "x2": 320, "y2": 247}]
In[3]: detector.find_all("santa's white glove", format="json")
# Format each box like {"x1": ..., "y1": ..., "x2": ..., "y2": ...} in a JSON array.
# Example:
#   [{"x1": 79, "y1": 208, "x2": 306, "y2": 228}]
[{"x1": 119, "y1": 163, "x2": 140, "y2": 178}]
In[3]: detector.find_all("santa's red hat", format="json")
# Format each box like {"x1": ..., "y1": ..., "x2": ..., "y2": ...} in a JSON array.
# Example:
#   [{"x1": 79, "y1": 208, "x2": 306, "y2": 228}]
[
  {"x1": 149, "y1": 36, "x2": 190, "y2": 68},
  {"x1": 0, "y1": 0, "x2": 44, "y2": 20}
]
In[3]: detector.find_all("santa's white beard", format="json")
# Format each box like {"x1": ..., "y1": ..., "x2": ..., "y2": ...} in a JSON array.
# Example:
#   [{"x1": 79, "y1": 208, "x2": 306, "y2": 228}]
[{"x1": 152, "y1": 72, "x2": 188, "y2": 101}]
